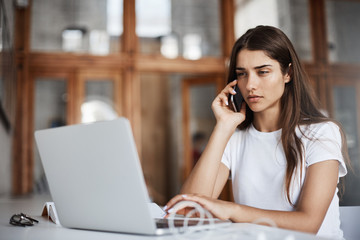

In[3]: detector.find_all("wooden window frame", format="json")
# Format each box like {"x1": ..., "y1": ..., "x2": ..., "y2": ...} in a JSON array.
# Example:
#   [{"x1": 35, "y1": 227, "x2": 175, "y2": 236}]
[
  {"x1": 13, "y1": 0, "x2": 360, "y2": 198},
  {"x1": 12, "y1": 0, "x2": 234, "y2": 195}
]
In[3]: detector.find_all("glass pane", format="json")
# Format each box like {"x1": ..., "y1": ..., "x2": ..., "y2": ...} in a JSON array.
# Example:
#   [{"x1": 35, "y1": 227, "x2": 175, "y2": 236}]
[
  {"x1": 136, "y1": 0, "x2": 222, "y2": 59},
  {"x1": 189, "y1": 84, "x2": 216, "y2": 167},
  {"x1": 30, "y1": 0, "x2": 123, "y2": 54},
  {"x1": 234, "y1": 0, "x2": 312, "y2": 61},
  {"x1": 326, "y1": 0, "x2": 360, "y2": 63},
  {"x1": 34, "y1": 79, "x2": 67, "y2": 193},
  {"x1": 81, "y1": 80, "x2": 118, "y2": 123},
  {"x1": 333, "y1": 86, "x2": 360, "y2": 205},
  {"x1": 140, "y1": 73, "x2": 218, "y2": 205}
]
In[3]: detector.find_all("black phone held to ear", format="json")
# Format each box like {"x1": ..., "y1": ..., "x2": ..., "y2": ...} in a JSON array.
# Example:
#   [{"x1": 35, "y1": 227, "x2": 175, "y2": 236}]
[{"x1": 229, "y1": 85, "x2": 243, "y2": 112}]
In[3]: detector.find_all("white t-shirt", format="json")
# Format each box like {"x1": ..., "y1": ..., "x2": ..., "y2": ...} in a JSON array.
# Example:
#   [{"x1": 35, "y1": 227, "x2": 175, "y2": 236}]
[{"x1": 221, "y1": 121, "x2": 347, "y2": 239}]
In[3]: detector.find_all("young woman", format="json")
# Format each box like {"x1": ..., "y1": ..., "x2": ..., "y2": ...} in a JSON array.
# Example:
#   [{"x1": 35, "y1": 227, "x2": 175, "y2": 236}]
[{"x1": 164, "y1": 26, "x2": 348, "y2": 239}]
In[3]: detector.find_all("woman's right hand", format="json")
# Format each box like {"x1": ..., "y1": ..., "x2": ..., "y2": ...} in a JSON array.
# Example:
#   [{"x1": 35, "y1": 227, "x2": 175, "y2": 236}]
[{"x1": 212, "y1": 80, "x2": 246, "y2": 129}]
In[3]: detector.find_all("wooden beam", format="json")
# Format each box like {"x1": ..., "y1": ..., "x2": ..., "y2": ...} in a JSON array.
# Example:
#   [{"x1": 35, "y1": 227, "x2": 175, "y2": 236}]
[
  {"x1": 128, "y1": 69, "x2": 142, "y2": 158},
  {"x1": 13, "y1": 1, "x2": 32, "y2": 195},
  {"x1": 122, "y1": 0, "x2": 137, "y2": 54},
  {"x1": 28, "y1": 52, "x2": 130, "y2": 70},
  {"x1": 29, "y1": 52, "x2": 226, "y2": 74},
  {"x1": 220, "y1": 0, "x2": 235, "y2": 58},
  {"x1": 136, "y1": 55, "x2": 226, "y2": 74},
  {"x1": 309, "y1": 0, "x2": 328, "y2": 64},
  {"x1": 308, "y1": 0, "x2": 330, "y2": 111}
]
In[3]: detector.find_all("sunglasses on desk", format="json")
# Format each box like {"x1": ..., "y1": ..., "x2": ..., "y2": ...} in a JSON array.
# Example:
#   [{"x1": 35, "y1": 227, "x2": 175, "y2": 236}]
[{"x1": 10, "y1": 213, "x2": 39, "y2": 227}]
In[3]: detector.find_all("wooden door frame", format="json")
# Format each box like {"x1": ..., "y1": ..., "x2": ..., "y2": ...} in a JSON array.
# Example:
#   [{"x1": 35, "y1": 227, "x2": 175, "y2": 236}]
[
  {"x1": 13, "y1": 70, "x2": 73, "y2": 194},
  {"x1": 328, "y1": 73, "x2": 360, "y2": 153},
  {"x1": 181, "y1": 77, "x2": 224, "y2": 181}
]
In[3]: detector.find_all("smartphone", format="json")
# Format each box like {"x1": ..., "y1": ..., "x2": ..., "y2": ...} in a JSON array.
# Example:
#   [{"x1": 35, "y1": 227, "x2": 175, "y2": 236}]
[{"x1": 229, "y1": 85, "x2": 243, "y2": 112}]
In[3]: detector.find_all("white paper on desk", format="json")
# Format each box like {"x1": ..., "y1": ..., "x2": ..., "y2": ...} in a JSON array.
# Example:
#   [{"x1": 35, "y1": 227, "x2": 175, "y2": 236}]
[
  {"x1": 148, "y1": 203, "x2": 166, "y2": 218},
  {"x1": 41, "y1": 202, "x2": 60, "y2": 224}
]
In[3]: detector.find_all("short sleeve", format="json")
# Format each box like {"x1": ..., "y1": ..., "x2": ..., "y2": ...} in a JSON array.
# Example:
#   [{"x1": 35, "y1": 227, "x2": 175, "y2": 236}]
[
  {"x1": 304, "y1": 122, "x2": 347, "y2": 177},
  {"x1": 221, "y1": 136, "x2": 232, "y2": 170},
  {"x1": 221, "y1": 130, "x2": 242, "y2": 171}
]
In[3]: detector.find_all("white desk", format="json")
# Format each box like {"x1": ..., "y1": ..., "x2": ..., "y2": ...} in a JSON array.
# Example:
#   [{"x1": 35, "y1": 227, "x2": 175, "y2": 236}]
[{"x1": 0, "y1": 195, "x2": 331, "y2": 240}]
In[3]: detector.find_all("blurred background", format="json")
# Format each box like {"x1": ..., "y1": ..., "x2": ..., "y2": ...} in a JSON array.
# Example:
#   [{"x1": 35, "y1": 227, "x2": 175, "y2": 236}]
[{"x1": 0, "y1": 0, "x2": 359, "y2": 207}]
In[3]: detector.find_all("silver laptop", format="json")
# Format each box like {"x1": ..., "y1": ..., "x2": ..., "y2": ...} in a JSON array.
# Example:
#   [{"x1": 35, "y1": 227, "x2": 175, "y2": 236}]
[{"x1": 35, "y1": 117, "x2": 230, "y2": 235}]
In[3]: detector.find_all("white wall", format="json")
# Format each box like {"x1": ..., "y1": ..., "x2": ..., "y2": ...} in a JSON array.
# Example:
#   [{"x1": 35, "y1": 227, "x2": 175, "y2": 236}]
[{"x1": 0, "y1": 126, "x2": 12, "y2": 196}]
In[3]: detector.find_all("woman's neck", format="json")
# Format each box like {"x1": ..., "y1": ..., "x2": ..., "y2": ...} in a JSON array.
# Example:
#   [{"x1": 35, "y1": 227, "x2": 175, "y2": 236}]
[{"x1": 253, "y1": 108, "x2": 281, "y2": 132}]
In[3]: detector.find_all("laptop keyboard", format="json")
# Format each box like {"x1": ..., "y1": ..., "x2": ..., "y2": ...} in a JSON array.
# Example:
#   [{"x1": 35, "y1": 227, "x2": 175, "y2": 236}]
[{"x1": 155, "y1": 218, "x2": 212, "y2": 229}]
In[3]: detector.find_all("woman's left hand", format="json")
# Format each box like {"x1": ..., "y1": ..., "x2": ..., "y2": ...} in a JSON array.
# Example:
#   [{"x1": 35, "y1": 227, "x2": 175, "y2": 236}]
[{"x1": 164, "y1": 194, "x2": 236, "y2": 220}]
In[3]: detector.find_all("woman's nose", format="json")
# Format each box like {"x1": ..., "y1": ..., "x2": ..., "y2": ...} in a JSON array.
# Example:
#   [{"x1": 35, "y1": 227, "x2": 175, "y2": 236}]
[{"x1": 245, "y1": 73, "x2": 259, "y2": 91}]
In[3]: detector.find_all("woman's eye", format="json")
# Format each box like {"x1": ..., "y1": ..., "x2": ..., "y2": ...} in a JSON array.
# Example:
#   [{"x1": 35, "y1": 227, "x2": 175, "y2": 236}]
[
  {"x1": 259, "y1": 70, "x2": 269, "y2": 75},
  {"x1": 236, "y1": 72, "x2": 247, "y2": 78}
]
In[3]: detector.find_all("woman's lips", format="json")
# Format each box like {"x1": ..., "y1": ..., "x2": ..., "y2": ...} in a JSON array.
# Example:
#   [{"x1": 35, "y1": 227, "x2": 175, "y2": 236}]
[{"x1": 247, "y1": 95, "x2": 262, "y2": 103}]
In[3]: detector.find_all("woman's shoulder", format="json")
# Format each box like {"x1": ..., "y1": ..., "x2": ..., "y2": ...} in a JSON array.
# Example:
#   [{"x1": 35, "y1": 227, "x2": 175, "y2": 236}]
[
  {"x1": 233, "y1": 126, "x2": 252, "y2": 136},
  {"x1": 298, "y1": 121, "x2": 341, "y2": 140},
  {"x1": 227, "y1": 127, "x2": 249, "y2": 144},
  {"x1": 230, "y1": 127, "x2": 245, "y2": 139},
  {"x1": 299, "y1": 120, "x2": 339, "y2": 131}
]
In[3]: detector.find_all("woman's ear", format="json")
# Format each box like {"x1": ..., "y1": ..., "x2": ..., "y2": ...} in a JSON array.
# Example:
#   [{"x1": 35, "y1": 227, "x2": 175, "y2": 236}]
[{"x1": 284, "y1": 63, "x2": 292, "y2": 83}]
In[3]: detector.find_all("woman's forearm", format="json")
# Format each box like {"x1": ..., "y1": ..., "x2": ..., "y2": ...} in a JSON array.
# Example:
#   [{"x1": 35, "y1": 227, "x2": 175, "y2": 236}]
[
  {"x1": 170, "y1": 194, "x2": 323, "y2": 234},
  {"x1": 230, "y1": 204, "x2": 322, "y2": 234}
]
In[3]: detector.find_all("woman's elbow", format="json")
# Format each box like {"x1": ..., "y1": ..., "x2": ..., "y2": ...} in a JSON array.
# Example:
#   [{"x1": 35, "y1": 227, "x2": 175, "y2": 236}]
[{"x1": 299, "y1": 215, "x2": 323, "y2": 234}]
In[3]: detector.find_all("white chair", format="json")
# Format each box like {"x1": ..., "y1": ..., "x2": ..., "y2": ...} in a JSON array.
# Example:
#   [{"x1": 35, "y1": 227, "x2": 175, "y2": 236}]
[{"x1": 340, "y1": 206, "x2": 360, "y2": 240}]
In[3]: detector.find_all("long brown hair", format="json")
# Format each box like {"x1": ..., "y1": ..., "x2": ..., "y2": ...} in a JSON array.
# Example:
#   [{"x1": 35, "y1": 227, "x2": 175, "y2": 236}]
[{"x1": 227, "y1": 26, "x2": 350, "y2": 205}]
